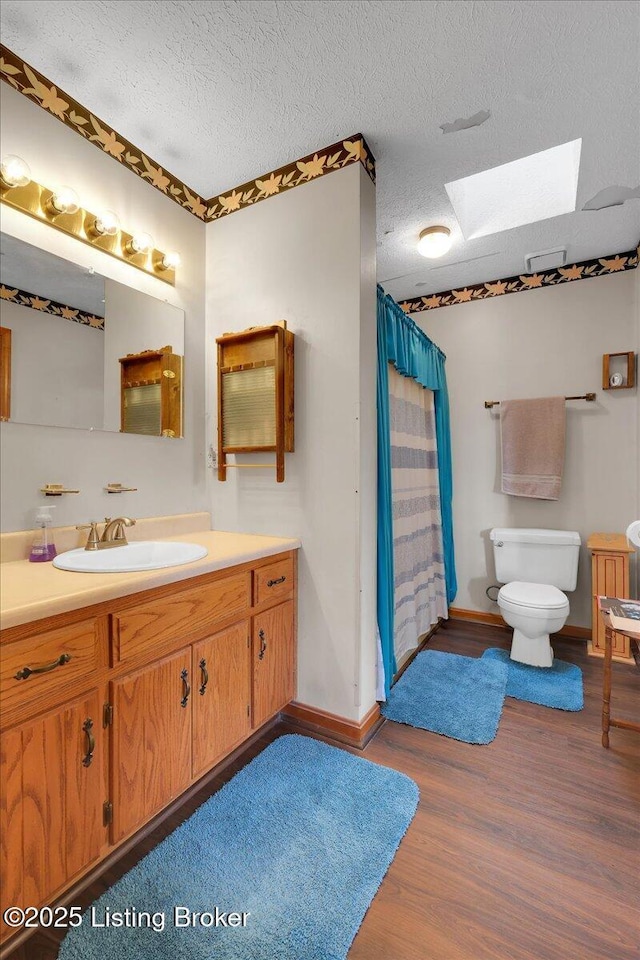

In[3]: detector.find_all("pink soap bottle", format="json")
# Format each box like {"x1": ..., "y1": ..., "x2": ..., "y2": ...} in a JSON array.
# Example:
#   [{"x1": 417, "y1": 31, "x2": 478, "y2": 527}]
[{"x1": 29, "y1": 506, "x2": 58, "y2": 562}]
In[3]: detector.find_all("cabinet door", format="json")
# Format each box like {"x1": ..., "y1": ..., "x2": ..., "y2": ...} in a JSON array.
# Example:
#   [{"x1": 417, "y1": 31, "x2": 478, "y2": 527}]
[
  {"x1": 192, "y1": 622, "x2": 251, "y2": 778},
  {"x1": 0, "y1": 690, "x2": 105, "y2": 942},
  {"x1": 253, "y1": 600, "x2": 295, "y2": 729},
  {"x1": 111, "y1": 647, "x2": 192, "y2": 842}
]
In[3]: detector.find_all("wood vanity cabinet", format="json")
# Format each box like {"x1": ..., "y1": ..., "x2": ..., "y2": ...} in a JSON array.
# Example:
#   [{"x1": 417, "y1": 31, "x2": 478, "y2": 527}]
[
  {"x1": 253, "y1": 601, "x2": 295, "y2": 728},
  {"x1": 111, "y1": 646, "x2": 193, "y2": 842},
  {"x1": 192, "y1": 621, "x2": 252, "y2": 778},
  {"x1": 0, "y1": 549, "x2": 296, "y2": 946},
  {"x1": 1, "y1": 688, "x2": 106, "y2": 942}
]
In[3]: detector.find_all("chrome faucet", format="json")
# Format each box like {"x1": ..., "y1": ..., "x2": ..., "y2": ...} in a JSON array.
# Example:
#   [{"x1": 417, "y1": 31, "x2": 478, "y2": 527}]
[{"x1": 77, "y1": 517, "x2": 136, "y2": 551}]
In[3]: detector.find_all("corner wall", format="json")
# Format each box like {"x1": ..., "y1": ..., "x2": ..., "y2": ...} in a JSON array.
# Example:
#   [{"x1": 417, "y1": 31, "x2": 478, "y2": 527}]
[
  {"x1": 205, "y1": 163, "x2": 377, "y2": 721},
  {"x1": 415, "y1": 269, "x2": 639, "y2": 628}
]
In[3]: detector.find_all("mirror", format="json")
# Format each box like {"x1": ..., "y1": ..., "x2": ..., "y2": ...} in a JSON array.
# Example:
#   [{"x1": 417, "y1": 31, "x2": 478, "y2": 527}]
[{"x1": 0, "y1": 233, "x2": 184, "y2": 436}]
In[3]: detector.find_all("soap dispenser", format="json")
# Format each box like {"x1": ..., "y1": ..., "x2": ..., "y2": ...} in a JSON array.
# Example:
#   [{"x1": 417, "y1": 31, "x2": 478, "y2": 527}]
[{"x1": 29, "y1": 506, "x2": 58, "y2": 562}]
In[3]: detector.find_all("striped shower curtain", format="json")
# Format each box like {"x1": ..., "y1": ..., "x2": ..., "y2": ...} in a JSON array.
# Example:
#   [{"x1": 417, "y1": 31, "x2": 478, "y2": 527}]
[{"x1": 389, "y1": 364, "x2": 448, "y2": 665}]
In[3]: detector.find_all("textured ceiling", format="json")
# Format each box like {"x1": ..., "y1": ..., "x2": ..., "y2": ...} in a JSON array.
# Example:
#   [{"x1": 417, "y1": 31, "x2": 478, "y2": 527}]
[{"x1": 2, "y1": 0, "x2": 639, "y2": 298}]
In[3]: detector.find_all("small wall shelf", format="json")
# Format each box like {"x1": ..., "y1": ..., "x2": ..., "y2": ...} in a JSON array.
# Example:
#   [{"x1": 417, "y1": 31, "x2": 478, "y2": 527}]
[{"x1": 602, "y1": 352, "x2": 636, "y2": 390}]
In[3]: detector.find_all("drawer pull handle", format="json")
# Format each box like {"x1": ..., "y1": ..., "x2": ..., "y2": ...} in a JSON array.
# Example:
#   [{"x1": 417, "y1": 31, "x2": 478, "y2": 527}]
[
  {"x1": 267, "y1": 575, "x2": 286, "y2": 587},
  {"x1": 258, "y1": 629, "x2": 267, "y2": 660},
  {"x1": 199, "y1": 658, "x2": 209, "y2": 696},
  {"x1": 14, "y1": 653, "x2": 72, "y2": 681},
  {"x1": 180, "y1": 668, "x2": 190, "y2": 708},
  {"x1": 82, "y1": 718, "x2": 95, "y2": 768}
]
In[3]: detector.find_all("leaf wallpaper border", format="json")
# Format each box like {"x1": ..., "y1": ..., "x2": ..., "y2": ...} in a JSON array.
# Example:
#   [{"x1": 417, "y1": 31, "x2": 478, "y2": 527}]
[
  {"x1": 0, "y1": 283, "x2": 105, "y2": 330},
  {"x1": 397, "y1": 245, "x2": 640, "y2": 315},
  {"x1": 1, "y1": 45, "x2": 375, "y2": 224}
]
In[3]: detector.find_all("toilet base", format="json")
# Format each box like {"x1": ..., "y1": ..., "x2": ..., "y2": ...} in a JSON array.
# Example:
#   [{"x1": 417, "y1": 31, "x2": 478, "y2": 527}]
[{"x1": 510, "y1": 628, "x2": 554, "y2": 668}]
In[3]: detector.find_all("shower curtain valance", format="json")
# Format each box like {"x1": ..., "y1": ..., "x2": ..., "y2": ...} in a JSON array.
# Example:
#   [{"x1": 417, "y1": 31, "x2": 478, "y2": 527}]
[{"x1": 377, "y1": 285, "x2": 457, "y2": 698}]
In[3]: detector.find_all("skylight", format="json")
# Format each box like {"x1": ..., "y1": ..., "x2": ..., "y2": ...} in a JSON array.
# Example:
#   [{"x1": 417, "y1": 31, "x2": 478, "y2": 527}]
[{"x1": 445, "y1": 139, "x2": 582, "y2": 240}]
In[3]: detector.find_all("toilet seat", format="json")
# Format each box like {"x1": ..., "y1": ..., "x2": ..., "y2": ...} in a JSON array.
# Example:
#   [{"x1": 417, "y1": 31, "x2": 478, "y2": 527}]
[{"x1": 498, "y1": 581, "x2": 569, "y2": 619}]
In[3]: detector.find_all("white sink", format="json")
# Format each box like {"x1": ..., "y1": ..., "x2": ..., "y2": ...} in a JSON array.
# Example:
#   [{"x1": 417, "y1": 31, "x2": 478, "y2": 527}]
[{"x1": 53, "y1": 541, "x2": 208, "y2": 573}]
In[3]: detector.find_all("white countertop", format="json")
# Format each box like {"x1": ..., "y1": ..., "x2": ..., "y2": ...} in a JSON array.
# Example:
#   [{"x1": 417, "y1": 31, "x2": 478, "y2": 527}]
[{"x1": 1, "y1": 530, "x2": 300, "y2": 631}]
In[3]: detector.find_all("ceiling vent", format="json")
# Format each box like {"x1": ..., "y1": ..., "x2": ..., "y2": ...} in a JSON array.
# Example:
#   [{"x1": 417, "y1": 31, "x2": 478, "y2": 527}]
[{"x1": 525, "y1": 247, "x2": 567, "y2": 273}]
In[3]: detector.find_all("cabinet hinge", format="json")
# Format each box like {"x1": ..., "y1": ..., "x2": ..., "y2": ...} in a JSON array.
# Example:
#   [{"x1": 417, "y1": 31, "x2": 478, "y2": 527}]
[
  {"x1": 103, "y1": 703, "x2": 113, "y2": 727},
  {"x1": 103, "y1": 800, "x2": 113, "y2": 826}
]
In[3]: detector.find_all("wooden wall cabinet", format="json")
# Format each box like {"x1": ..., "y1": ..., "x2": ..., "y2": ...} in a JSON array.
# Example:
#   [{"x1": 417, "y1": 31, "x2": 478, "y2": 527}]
[
  {"x1": 588, "y1": 533, "x2": 635, "y2": 662},
  {"x1": 217, "y1": 323, "x2": 294, "y2": 482},
  {"x1": 120, "y1": 345, "x2": 183, "y2": 438},
  {"x1": 0, "y1": 550, "x2": 297, "y2": 947}
]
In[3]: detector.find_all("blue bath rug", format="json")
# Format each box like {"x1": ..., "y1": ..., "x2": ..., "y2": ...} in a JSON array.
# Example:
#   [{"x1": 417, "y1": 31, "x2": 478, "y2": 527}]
[
  {"x1": 59, "y1": 734, "x2": 418, "y2": 960},
  {"x1": 482, "y1": 647, "x2": 584, "y2": 711},
  {"x1": 382, "y1": 649, "x2": 508, "y2": 744}
]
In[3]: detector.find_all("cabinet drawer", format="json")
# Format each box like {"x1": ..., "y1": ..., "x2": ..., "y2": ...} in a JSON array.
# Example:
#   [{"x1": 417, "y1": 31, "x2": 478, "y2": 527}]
[
  {"x1": 254, "y1": 557, "x2": 294, "y2": 606},
  {"x1": 113, "y1": 573, "x2": 250, "y2": 663},
  {"x1": 1, "y1": 621, "x2": 100, "y2": 717}
]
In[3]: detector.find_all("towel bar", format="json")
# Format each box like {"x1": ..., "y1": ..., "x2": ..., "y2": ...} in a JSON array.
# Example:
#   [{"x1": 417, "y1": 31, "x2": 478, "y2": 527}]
[{"x1": 484, "y1": 393, "x2": 596, "y2": 409}]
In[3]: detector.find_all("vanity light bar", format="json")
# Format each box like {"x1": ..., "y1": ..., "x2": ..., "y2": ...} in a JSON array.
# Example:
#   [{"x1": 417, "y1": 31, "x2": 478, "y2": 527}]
[{"x1": 0, "y1": 157, "x2": 179, "y2": 287}]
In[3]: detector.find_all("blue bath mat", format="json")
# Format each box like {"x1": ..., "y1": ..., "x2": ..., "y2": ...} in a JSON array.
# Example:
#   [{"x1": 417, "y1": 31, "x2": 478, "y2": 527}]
[
  {"x1": 59, "y1": 734, "x2": 418, "y2": 960},
  {"x1": 382, "y1": 650, "x2": 508, "y2": 744},
  {"x1": 482, "y1": 647, "x2": 584, "y2": 711}
]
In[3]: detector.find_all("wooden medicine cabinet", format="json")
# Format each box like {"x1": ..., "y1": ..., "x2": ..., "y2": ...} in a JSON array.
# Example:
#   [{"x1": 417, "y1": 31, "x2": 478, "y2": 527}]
[
  {"x1": 120, "y1": 345, "x2": 183, "y2": 438},
  {"x1": 216, "y1": 322, "x2": 294, "y2": 482}
]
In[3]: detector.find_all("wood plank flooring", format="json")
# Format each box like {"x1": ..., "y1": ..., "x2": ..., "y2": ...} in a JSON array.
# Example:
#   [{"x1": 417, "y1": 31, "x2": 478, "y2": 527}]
[{"x1": 5, "y1": 620, "x2": 639, "y2": 960}]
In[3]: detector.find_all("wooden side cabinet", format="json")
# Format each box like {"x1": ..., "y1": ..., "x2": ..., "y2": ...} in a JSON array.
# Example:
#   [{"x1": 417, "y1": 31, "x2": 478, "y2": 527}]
[{"x1": 588, "y1": 533, "x2": 635, "y2": 663}]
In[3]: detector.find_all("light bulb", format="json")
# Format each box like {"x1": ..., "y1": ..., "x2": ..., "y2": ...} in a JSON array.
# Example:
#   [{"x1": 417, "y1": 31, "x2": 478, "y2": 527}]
[
  {"x1": 160, "y1": 251, "x2": 181, "y2": 270},
  {"x1": 417, "y1": 226, "x2": 452, "y2": 259},
  {"x1": 129, "y1": 232, "x2": 154, "y2": 254},
  {"x1": 93, "y1": 210, "x2": 120, "y2": 236},
  {"x1": 50, "y1": 185, "x2": 80, "y2": 215},
  {"x1": 0, "y1": 155, "x2": 31, "y2": 188}
]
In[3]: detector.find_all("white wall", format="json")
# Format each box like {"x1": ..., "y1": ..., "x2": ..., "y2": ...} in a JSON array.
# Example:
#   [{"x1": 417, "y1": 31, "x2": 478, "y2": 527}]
[
  {"x1": 206, "y1": 163, "x2": 378, "y2": 722},
  {"x1": 0, "y1": 83, "x2": 208, "y2": 531},
  {"x1": 415, "y1": 269, "x2": 639, "y2": 628},
  {"x1": 0, "y1": 299, "x2": 104, "y2": 429},
  {"x1": 102, "y1": 279, "x2": 185, "y2": 432}
]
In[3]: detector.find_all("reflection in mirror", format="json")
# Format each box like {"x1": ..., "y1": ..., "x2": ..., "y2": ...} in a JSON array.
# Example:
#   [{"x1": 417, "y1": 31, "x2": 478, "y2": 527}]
[{"x1": 0, "y1": 233, "x2": 184, "y2": 437}]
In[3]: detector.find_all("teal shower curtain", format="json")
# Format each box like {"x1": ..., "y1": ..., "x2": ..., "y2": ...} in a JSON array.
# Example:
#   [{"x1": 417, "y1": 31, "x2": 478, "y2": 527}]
[{"x1": 377, "y1": 285, "x2": 457, "y2": 698}]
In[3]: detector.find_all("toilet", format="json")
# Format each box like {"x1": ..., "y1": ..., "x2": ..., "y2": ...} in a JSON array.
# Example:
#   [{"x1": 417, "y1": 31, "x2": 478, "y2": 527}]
[{"x1": 489, "y1": 528, "x2": 581, "y2": 667}]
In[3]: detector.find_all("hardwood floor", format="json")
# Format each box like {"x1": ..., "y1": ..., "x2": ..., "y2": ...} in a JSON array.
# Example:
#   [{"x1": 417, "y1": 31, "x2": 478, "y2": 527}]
[{"x1": 5, "y1": 621, "x2": 639, "y2": 960}]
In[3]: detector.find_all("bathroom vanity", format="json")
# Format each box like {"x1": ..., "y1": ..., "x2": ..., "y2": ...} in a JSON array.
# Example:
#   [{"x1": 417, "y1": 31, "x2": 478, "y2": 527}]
[{"x1": 0, "y1": 530, "x2": 299, "y2": 946}]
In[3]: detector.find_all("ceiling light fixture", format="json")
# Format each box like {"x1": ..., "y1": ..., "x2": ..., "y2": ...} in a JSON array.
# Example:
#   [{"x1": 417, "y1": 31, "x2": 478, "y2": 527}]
[
  {"x1": 417, "y1": 226, "x2": 452, "y2": 259},
  {"x1": 0, "y1": 155, "x2": 31, "y2": 188}
]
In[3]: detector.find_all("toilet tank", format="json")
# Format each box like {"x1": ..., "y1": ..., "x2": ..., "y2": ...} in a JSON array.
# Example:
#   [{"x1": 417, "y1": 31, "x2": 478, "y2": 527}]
[{"x1": 490, "y1": 528, "x2": 581, "y2": 591}]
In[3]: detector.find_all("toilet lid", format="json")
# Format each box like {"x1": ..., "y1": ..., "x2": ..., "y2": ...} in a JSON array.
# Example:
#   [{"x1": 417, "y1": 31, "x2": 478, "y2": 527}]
[{"x1": 499, "y1": 581, "x2": 568, "y2": 610}]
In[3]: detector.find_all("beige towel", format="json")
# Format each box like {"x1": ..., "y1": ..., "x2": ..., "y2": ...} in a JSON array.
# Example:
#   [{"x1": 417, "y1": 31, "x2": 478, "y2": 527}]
[{"x1": 501, "y1": 397, "x2": 566, "y2": 500}]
